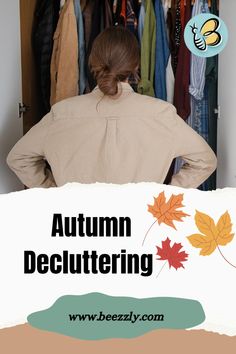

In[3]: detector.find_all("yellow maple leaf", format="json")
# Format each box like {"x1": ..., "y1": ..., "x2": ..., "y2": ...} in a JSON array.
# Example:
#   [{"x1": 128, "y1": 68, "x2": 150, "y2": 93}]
[
  {"x1": 188, "y1": 210, "x2": 234, "y2": 256},
  {"x1": 216, "y1": 211, "x2": 234, "y2": 246},
  {"x1": 148, "y1": 192, "x2": 189, "y2": 230}
]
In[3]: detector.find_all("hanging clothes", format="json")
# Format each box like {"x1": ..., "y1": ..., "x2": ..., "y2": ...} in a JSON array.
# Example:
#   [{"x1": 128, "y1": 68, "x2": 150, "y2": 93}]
[
  {"x1": 173, "y1": 0, "x2": 191, "y2": 120},
  {"x1": 82, "y1": 0, "x2": 95, "y2": 52},
  {"x1": 138, "y1": 0, "x2": 145, "y2": 42},
  {"x1": 33, "y1": 0, "x2": 61, "y2": 117},
  {"x1": 166, "y1": 1, "x2": 176, "y2": 74},
  {"x1": 187, "y1": 0, "x2": 212, "y2": 191},
  {"x1": 173, "y1": 0, "x2": 181, "y2": 75},
  {"x1": 126, "y1": 0, "x2": 138, "y2": 35},
  {"x1": 74, "y1": 0, "x2": 86, "y2": 95},
  {"x1": 180, "y1": 0, "x2": 185, "y2": 28},
  {"x1": 189, "y1": 1, "x2": 208, "y2": 101},
  {"x1": 112, "y1": 0, "x2": 122, "y2": 25},
  {"x1": 188, "y1": 0, "x2": 210, "y2": 131},
  {"x1": 104, "y1": 0, "x2": 113, "y2": 28},
  {"x1": 162, "y1": 0, "x2": 175, "y2": 104},
  {"x1": 154, "y1": 0, "x2": 170, "y2": 101},
  {"x1": 50, "y1": 0, "x2": 79, "y2": 105},
  {"x1": 138, "y1": 0, "x2": 156, "y2": 97},
  {"x1": 84, "y1": 0, "x2": 102, "y2": 93},
  {"x1": 190, "y1": 89, "x2": 209, "y2": 142},
  {"x1": 162, "y1": 0, "x2": 169, "y2": 20},
  {"x1": 85, "y1": 0, "x2": 113, "y2": 91},
  {"x1": 131, "y1": 0, "x2": 141, "y2": 20},
  {"x1": 80, "y1": 0, "x2": 87, "y2": 11},
  {"x1": 120, "y1": 0, "x2": 127, "y2": 25},
  {"x1": 172, "y1": 0, "x2": 191, "y2": 176},
  {"x1": 166, "y1": 58, "x2": 175, "y2": 103}
]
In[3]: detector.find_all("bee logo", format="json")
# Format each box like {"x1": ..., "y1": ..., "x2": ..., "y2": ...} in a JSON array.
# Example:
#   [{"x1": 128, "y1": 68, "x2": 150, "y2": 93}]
[{"x1": 190, "y1": 18, "x2": 222, "y2": 52}]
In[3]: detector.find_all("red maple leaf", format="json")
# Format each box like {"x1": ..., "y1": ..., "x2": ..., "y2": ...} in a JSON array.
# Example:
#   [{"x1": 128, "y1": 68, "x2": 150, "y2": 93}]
[{"x1": 156, "y1": 238, "x2": 188, "y2": 270}]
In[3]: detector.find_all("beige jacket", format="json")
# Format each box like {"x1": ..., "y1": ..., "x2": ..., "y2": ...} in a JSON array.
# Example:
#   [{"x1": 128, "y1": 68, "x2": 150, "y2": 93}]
[
  {"x1": 50, "y1": 0, "x2": 79, "y2": 106},
  {"x1": 7, "y1": 82, "x2": 217, "y2": 189}
]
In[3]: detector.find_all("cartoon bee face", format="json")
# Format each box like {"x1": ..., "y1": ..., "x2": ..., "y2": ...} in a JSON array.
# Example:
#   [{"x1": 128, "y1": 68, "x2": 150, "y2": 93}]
[{"x1": 190, "y1": 18, "x2": 222, "y2": 51}]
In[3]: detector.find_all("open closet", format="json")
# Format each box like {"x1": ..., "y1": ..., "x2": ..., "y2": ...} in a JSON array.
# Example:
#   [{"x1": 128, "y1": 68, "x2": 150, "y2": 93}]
[{"x1": 17, "y1": 0, "x2": 232, "y2": 191}]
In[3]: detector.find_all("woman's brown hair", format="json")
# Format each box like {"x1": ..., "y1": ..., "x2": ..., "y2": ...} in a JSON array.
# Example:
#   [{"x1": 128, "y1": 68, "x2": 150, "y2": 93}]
[{"x1": 89, "y1": 26, "x2": 140, "y2": 97}]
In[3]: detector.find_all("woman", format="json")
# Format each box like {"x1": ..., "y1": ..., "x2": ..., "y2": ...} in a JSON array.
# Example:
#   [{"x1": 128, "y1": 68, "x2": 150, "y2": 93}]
[{"x1": 7, "y1": 26, "x2": 216, "y2": 189}]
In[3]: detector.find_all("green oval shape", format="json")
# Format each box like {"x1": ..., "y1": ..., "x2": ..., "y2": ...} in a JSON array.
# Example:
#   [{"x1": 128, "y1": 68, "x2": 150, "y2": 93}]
[{"x1": 28, "y1": 293, "x2": 205, "y2": 340}]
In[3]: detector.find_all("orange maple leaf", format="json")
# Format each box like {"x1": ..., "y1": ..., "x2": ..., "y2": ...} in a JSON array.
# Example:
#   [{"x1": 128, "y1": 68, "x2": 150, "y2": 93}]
[{"x1": 148, "y1": 192, "x2": 190, "y2": 230}]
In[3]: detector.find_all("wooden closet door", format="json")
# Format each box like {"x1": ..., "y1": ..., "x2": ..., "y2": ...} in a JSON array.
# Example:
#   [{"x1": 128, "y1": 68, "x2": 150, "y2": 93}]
[{"x1": 20, "y1": 0, "x2": 40, "y2": 134}]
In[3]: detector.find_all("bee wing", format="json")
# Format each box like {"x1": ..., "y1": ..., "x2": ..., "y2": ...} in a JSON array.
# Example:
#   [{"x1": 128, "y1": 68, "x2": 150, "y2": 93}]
[
  {"x1": 205, "y1": 32, "x2": 222, "y2": 46},
  {"x1": 200, "y1": 18, "x2": 219, "y2": 35}
]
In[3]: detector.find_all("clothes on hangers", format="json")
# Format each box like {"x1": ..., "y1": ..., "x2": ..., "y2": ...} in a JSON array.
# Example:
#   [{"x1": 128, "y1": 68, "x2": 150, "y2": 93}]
[
  {"x1": 112, "y1": 0, "x2": 122, "y2": 25},
  {"x1": 50, "y1": 0, "x2": 79, "y2": 105},
  {"x1": 74, "y1": 0, "x2": 86, "y2": 95},
  {"x1": 188, "y1": 0, "x2": 212, "y2": 191},
  {"x1": 85, "y1": 0, "x2": 113, "y2": 91},
  {"x1": 80, "y1": 0, "x2": 88, "y2": 11},
  {"x1": 104, "y1": 0, "x2": 113, "y2": 28},
  {"x1": 138, "y1": 0, "x2": 145, "y2": 41},
  {"x1": 188, "y1": 0, "x2": 210, "y2": 137},
  {"x1": 82, "y1": 0, "x2": 95, "y2": 51},
  {"x1": 33, "y1": 0, "x2": 61, "y2": 118},
  {"x1": 173, "y1": 0, "x2": 191, "y2": 120},
  {"x1": 189, "y1": 0, "x2": 208, "y2": 100},
  {"x1": 162, "y1": 0, "x2": 169, "y2": 20},
  {"x1": 180, "y1": 0, "x2": 185, "y2": 28},
  {"x1": 120, "y1": 0, "x2": 127, "y2": 25},
  {"x1": 161, "y1": 0, "x2": 175, "y2": 104},
  {"x1": 138, "y1": 0, "x2": 156, "y2": 97},
  {"x1": 154, "y1": 0, "x2": 170, "y2": 101},
  {"x1": 166, "y1": 57, "x2": 175, "y2": 103},
  {"x1": 173, "y1": 0, "x2": 181, "y2": 75},
  {"x1": 172, "y1": 0, "x2": 191, "y2": 176},
  {"x1": 126, "y1": 0, "x2": 138, "y2": 34}
]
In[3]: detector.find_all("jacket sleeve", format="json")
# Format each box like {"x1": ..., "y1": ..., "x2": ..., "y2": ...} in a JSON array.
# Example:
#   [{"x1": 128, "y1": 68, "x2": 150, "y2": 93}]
[
  {"x1": 6, "y1": 112, "x2": 57, "y2": 189},
  {"x1": 169, "y1": 106, "x2": 217, "y2": 188}
]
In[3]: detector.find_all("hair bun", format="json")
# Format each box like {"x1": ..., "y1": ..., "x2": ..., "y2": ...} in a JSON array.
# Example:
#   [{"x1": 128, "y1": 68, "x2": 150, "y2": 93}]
[{"x1": 96, "y1": 69, "x2": 119, "y2": 96}]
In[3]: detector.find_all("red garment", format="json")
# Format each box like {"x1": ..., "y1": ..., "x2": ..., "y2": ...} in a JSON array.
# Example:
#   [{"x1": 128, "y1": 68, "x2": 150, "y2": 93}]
[
  {"x1": 180, "y1": 0, "x2": 185, "y2": 28},
  {"x1": 120, "y1": 0, "x2": 127, "y2": 25},
  {"x1": 173, "y1": 0, "x2": 191, "y2": 120}
]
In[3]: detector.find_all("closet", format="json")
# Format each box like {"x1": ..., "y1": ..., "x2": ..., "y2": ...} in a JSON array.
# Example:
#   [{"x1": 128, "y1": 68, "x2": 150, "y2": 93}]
[{"x1": 17, "y1": 0, "x2": 232, "y2": 190}]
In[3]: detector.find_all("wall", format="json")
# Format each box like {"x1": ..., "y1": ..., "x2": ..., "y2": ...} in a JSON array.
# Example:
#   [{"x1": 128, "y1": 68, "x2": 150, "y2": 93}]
[
  {"x1": 0, "y1": 0, "x2": 23, "y2": 193},
  {"x1": 217, "y1": 0, "x2": 236, "y2": 187}
]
